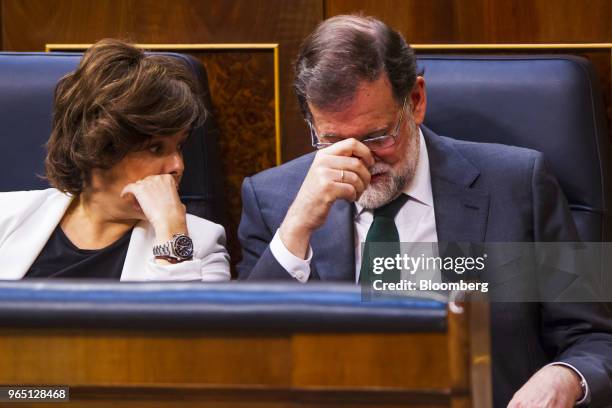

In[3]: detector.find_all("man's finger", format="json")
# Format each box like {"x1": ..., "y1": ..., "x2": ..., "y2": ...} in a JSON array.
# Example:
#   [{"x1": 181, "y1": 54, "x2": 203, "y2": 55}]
[
  {"x1": 322, "y1": 138, "x2": 375, "y2": 167},
  {"x1": 332, "y1": 181, "x2": 357, "y2": 202},
  {"x1": 321, "y1": 155, "x2": 371, "y2": 187},
  {"x1": 335, "y1": 169, "x2": 366, "y2": 195},
  {"x1": 320, "y1": 167, "x2": 365, "y2": 196}
]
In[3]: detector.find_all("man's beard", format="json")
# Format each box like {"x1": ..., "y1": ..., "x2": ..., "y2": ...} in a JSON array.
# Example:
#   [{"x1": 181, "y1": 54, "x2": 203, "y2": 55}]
[{"x1": 357, "y1": 120, "x2": 420, "y2": 210}]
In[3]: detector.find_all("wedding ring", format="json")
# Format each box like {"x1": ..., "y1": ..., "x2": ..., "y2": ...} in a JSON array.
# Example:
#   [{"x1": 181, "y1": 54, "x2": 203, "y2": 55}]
[{"x1": 340, "y1": 169, "x2": 345, "y2": 183}]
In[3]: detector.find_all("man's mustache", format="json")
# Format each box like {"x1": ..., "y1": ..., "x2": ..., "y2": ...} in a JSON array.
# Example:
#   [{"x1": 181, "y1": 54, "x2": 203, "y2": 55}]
[{"x1": 368, "y1": 162, "x2": 391, "y2": 176}]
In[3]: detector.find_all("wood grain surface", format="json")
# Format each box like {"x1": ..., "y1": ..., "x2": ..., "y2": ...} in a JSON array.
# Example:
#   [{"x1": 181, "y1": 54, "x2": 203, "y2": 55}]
[
  {"x1": 325, "y1": 0, "x2": 612, "y2": 43},
  {"x1": 0, "y1": 0, "x2": 322, "y2": 162},
  {"x1": 0, "y1": 323, "x2": 476, "y2": 407}
]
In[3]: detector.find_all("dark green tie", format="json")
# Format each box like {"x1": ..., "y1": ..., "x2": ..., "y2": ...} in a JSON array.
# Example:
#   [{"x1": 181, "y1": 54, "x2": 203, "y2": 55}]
[{"x1": 359, "y1": 193, "x2": 409, "y2": 284}]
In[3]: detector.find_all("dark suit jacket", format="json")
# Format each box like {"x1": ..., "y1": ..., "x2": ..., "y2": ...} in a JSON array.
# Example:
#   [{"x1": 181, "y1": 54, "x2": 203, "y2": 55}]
[{"x1": 238, "y1": 126, "x2": 612, "y2": 407}]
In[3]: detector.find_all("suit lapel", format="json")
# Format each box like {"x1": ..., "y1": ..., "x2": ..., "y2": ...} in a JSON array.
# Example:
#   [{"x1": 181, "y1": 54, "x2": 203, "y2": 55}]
[
  {"x1": 120, "y1": 221, "x2": 152, "y2": 281},
  {"x1": 423, "y1": 126, "x2": 490, "y2": 243},
  {"x1": 432, "y1": 181, "x2": 490, "y2": 243},
  {"x1": 0, "y1": 190, "x2": 73, "y2": 279},
  {"x1": 310, "y1": 199, "x2": 355, "y2": 281}
]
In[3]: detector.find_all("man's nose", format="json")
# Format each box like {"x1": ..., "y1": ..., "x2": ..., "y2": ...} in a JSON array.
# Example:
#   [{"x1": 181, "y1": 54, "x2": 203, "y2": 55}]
[{"x1": 371, "y1": 153, "x2": 384, "y2": 164}]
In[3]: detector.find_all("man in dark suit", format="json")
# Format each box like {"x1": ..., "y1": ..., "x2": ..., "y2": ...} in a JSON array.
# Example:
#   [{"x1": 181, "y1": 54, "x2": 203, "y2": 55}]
[{"x1": 237, "y1": 14, "x2": 612, "y2": 407}]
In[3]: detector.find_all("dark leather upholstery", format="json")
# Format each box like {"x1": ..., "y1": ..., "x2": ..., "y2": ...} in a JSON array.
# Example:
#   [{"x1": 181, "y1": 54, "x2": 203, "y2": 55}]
[
  {"x1": 0, "y1": 281, "x2": 446, "y2": 331},
  {"x1": 0, "y1": 52, "x2": 226, "y2": 225},
  {"x1": 417, "y1": 55, "x2": 611, "y2": 241}
]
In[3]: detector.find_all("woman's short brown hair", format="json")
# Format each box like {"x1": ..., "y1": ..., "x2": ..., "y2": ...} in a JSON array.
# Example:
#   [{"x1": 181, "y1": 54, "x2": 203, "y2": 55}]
[{"x1": 45, "y1": 38, "x2": 206, "y2": 195}]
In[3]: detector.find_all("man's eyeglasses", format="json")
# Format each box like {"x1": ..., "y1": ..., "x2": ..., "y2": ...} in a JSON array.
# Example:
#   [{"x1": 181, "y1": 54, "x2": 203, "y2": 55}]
[{"x1": 308, "y1": 96, "x2": 409, "y2": 151}]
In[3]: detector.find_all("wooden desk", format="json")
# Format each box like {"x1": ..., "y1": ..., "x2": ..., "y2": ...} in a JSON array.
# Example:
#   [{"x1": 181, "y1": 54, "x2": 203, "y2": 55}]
[{"x1": 0, "y1": 283, "x2": 491, "y2": 407}]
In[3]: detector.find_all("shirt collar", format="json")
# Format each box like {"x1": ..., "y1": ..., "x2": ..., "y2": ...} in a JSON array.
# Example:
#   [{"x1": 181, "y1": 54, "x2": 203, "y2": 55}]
[
  {"x1": 354, "y1": 127, "x2": 433, "y2": 215},
  {"x1": 406, "y1": 128, "x2": 434, "y2": 207}
]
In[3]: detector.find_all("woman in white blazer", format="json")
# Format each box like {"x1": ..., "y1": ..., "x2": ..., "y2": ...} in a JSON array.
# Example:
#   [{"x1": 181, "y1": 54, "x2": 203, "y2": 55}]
[{"x1": 0, "y1": 39, "x2": 230, "y2": 281}]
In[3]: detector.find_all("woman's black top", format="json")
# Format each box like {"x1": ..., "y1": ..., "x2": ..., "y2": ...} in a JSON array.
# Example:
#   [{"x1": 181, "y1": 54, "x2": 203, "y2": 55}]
[{"x1": 24, "y1": 225, "x2": 133, "y2": 279}]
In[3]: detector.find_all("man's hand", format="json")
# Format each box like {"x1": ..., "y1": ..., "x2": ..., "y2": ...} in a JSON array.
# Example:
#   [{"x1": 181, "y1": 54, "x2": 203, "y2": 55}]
[
  {"x1": 279, "y1": 138, "x2": 374, "y2": 259},
  {"x1": 508, "y1": 365, "x2": 583, "y2": 408},
  {"x1": 121, "y1": 174, "x2": 187, "y2": 243}
]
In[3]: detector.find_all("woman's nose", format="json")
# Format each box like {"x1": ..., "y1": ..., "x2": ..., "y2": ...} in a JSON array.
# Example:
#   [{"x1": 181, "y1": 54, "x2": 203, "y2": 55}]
[{"x1": 166, "y1": 151, "x2": 184, "y2": 176}]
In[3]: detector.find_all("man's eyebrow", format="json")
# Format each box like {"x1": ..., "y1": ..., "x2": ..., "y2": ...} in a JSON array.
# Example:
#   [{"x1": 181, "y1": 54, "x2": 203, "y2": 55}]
[
  {"x1": 320, "y1": 126, "x2": 389, "y2": 140},
  {"x1": 360, "y1": 126, "x2": 391, "y2": 139}
]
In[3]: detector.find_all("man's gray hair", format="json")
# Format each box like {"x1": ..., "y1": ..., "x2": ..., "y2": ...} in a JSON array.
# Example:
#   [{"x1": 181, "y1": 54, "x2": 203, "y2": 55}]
[{"x1": 294, "y1": 14, "x2": 418, "y2": 120}]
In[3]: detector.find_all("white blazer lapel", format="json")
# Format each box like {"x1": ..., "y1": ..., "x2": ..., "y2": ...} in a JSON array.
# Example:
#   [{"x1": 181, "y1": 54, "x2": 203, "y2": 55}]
[
  {"x1": 0, "y1": 190, "x2": 73, "y2": 279},
  {"x1": 120, "y1": 220, "x2": 154, "y2": 281}
]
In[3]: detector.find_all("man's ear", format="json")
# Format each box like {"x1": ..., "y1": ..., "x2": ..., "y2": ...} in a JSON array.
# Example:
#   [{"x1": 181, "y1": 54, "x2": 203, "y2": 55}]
[{"x1": 410, "y1": 76, "x2": 427, "y2": 126}]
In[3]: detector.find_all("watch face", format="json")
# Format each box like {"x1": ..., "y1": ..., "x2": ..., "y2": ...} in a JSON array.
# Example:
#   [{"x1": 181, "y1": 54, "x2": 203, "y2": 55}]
[{"x1": 173, "y1": 235, "x2": 194, "y2": 259}]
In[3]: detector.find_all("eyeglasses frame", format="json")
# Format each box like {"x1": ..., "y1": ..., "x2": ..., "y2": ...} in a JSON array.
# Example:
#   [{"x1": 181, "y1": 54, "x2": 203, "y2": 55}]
[{"x1": 307, "y1": 96, "x2": 410, "y2": 151}]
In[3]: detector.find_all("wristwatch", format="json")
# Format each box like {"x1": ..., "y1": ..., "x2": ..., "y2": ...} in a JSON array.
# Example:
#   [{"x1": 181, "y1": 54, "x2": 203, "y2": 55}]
[{"x1": 153, "y1": 233, "x2": 194, "y2": 263}]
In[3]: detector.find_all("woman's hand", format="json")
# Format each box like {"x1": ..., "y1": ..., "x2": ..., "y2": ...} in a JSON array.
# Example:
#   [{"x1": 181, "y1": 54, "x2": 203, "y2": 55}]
[{"x1": 121, "y1": 174, "x2": 188, "y2": 243}]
